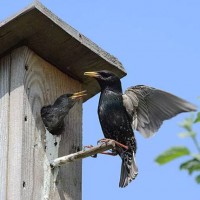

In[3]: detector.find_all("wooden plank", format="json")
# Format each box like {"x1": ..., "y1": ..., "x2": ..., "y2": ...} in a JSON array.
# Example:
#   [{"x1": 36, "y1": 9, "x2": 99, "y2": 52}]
[
  {"x1": 7, "y1": 47, "x2": 27, "y2": 199},
  {"x1": 0, "y1": 2, "x2": 126, "y2": 101},
  {"x1": 56, "y1": 98, "x2": 82, "y2": 200},
  {"x1": 6, "y1": 46, "x2": 82, "y2": 199},
  {"x1": 0, "y1": 54, "x2": 10, "y2": 200}
]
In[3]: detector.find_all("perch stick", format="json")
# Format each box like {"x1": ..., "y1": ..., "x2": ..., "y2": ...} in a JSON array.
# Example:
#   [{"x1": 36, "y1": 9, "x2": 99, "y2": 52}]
[{"x1": 50, "y1": 140, "x2": 116, "y2": 168}]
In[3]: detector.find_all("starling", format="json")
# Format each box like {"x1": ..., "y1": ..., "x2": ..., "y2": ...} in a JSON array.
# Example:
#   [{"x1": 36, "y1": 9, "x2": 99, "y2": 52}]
[
  {"x1": 84, "y1": 70, "x2": 196, "y2": 187},
  {"x1": 41, "y1": 90, "x2": 86, "y2": 135}
]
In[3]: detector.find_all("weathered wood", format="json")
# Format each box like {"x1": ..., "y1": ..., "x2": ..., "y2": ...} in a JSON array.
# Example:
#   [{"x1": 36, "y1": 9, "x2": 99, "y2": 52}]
[
  {"x1": 50, "y1": 140, "x2": 116, "y2": 168},
  {"x1": 0, "y1": 54, "x2": 10, "y2": 200},
  {"x1": 0, "y1": 2, "x2": 126, "y2": 101},
  {"x1": 0, "y1": 3, "x2": 126, "y2": 199},
  {"x1": 4, "y1": 46, "x2": 82, "y2": 200},
  {"x1": 7, "y1": 47, "x2": 27, "y2": 199}
]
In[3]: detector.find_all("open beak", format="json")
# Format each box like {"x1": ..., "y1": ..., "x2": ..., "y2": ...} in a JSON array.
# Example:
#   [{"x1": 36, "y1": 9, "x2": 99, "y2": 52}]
[
  {"x1": 70, "y1": 90, "x2": 87, "y2": 100},
  {"x1": 84, "y1": 71, "x2": 100, "y2": 78}
]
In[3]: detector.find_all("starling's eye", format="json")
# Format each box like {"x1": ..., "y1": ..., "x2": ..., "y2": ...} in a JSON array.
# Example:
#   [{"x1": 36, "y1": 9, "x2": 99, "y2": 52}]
[{"x1": 101, "y1": 72, "x2": 111, "y2": 78}]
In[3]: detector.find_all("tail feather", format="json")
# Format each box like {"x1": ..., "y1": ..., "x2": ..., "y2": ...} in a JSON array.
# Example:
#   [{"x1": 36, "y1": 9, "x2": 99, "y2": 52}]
[{"x1": 119, "y1": 151, "x2": 138, "y2": 188}]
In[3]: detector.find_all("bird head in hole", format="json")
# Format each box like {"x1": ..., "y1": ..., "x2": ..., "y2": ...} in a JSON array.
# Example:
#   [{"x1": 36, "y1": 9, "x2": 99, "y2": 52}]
[{"x1": 53, "y1": 90, "x2": 87, "y2": 109}]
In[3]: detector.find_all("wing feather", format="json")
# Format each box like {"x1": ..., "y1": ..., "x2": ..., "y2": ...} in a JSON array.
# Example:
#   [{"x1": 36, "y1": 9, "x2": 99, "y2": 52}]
[{"x1": 123, "y1": 85, "x2": 197, "y2": 138}]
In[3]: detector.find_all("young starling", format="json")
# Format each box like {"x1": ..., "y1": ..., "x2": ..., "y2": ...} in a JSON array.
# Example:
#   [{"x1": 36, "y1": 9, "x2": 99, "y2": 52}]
[
  {"x1": 84, "y1": 70, "x2": 196, "y2": 188},
  {"x1": 41, "y1": 90, "x2": 86, "y2": 135}
]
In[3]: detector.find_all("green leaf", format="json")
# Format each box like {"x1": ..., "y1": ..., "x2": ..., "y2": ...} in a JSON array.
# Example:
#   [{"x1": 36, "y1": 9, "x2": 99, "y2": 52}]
[
  {"x1": 178, "y1": 131, "x2": 196, "y2": 138},
  {"x1": 155, "y1": 146, "x2": 190, "y2": 165},
  {"x1": 195, "y1": 175, "x2": 200, "y2": 184},
  {"x1": 179, "y1": 117, "x2": 194, "y2": 132},
  {"x1": 180, "y1": 159, "x2": 200, "y2": 174},
  {"x1": 194, "y1": 112, "x2": 200, "y2": 123},
  {"x1": 192, "y1": 154, "x2": 200, "y2": 161}
]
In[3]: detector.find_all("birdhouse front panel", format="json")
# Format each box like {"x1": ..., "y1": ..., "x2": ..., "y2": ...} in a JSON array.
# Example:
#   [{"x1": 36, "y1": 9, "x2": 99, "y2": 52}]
[{"x1": 0, "y1": 46, "x2": 82, "y2": 200}]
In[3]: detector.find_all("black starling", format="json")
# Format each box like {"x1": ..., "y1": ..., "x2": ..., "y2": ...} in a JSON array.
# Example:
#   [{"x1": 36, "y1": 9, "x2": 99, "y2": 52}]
[
  {"x1": 84, "y1": 70, "x2": 196, "y2": 188},
  {"x1": 41, "y1": 90, "x2": 86, "y2": 135}
]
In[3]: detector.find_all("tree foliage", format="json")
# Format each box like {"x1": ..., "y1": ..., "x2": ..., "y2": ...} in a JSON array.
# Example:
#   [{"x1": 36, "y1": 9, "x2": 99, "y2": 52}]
[{"x1": 155, "y1": 110, "x2": 200, "y2": 184}]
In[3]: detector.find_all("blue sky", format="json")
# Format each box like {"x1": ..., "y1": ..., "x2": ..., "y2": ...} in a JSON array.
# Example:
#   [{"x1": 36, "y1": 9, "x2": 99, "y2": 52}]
[{"x1": 1, "y1": 1, "x2": 199, "y2": 200}]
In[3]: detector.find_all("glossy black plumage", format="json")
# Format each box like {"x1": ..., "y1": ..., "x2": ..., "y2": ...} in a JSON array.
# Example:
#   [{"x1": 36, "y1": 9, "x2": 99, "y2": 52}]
[
  {"x1": 84, "y1": 70, "x2": 196, "y2": 188},
  {"x1": 98, "y1": 86, "x2": 138, "y2": 187},
  {"x1": 41, "y1": 91, "x2": 86, "y2": 135}
]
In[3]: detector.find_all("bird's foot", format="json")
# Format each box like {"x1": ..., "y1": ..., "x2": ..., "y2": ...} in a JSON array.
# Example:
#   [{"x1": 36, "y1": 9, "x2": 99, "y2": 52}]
[
  {"x1": 82, "y1": 145, "x2": 94, "y2": 151},
  {"x1": 97, "y1": 138, "x2": 129, "y2": 150},
  {"x1": 82, "y1": 145, "x2": 97, "y2": 158},
  {"x1": 101, "y1": 150, "x2": 118, "y2": 156}
]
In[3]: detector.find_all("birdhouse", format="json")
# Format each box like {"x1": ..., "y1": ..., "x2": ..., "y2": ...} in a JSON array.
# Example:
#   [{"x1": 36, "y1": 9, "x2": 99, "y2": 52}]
[{"x1": 0, "y1": 2, "x2": 125, "y2": 200}]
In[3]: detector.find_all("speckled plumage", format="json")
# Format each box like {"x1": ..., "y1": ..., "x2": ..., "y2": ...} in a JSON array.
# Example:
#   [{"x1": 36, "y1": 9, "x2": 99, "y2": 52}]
[
  {"x1": 84, "y1": 70, "x2": 196, "y2": 188},
  {"x1": 98, "y1": 88, "x2": 138, "y2": 187}
]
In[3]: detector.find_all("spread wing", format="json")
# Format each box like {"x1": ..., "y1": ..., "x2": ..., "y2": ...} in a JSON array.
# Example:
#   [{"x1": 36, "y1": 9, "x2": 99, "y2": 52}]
[{"x1": 122, "y1": 85, "x2": 197, "y2": 138}]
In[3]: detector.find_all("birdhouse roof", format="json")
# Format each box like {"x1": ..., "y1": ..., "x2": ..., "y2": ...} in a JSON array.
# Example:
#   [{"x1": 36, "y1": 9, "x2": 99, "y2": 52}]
[{"x1": 0, "y1": 2, "x2": 126, "y2": 100}]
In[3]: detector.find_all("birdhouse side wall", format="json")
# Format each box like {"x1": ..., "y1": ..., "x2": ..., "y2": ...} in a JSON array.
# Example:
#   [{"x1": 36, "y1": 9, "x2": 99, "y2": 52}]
[
  {"x1": 0, "y1": 46, "x2": 82, "y2": 200},
  {"x1": 0, "y1": 53, "x2": 10, "y2": 200}
]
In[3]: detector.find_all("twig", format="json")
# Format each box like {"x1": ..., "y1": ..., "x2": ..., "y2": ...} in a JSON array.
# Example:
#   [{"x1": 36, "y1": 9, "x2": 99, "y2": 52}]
[
  {"x1": 50, "y1": 140, "x2": 116, "y2": 168},
  {"x1": 191, "y1": 135, "x2": 200, "y2": 154}
]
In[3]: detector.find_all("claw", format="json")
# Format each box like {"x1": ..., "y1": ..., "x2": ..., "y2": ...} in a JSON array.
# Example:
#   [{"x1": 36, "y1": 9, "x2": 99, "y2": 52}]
[
  {"x1": 82, "y1": 145, "x2": 94, "y2": 151},
  {"x1": 82, "y1": 145, "x2": 97, "y2": 158},
  {"x1": 97, "y1": 138, "x2": 129, "y2": 150},
  {"x1": 101, "y1": 150, "x2": 118, "y2": 156}
]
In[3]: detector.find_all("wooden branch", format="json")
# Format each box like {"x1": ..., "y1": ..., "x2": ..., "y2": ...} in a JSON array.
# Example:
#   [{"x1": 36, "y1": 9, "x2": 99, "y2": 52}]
[{"x1": 50, "y1": 140, "x2": 116, "y2": 168}]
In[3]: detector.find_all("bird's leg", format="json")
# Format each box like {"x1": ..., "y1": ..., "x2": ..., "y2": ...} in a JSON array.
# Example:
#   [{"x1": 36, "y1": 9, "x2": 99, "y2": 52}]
[
  {"x1": 97, "y1": 138, "x2": 129, "y2": 150},
  {"x1": 96, "y1": 138, "x2": 128, "y2": 156},
  {"x1": 82, "y1": 143, "x2": 118, "y2": 157},
  {"x1": 82, "y1": 145, "x2": 97, "y2": 158}
]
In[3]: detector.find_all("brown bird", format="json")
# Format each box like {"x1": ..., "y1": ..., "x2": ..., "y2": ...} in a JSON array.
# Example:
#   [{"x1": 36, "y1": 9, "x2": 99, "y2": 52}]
[{"x1": 84, "y1": 70, "x2": 196, "y2": 187}]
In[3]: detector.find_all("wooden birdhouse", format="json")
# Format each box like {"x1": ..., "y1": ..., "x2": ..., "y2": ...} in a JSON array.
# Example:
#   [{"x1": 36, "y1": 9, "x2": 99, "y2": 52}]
[{"x1": 0, "y1": 2, "x2": 125, "y2": 200}]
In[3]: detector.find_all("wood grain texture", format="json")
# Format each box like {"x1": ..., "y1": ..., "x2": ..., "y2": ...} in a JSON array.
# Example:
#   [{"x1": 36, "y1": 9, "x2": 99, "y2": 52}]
[
  {"x1": 7, "y1": 47, "x2": 27, "y2": 199},
  {"x1": 4, "y1": 46, "x2": 82, "y2": 200},
  {"x1": 0, "y1": 54, "x2": 10, "y2": 200}
]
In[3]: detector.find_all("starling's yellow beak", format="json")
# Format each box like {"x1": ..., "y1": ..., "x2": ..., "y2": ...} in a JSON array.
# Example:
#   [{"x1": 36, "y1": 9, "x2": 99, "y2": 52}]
[
  {"x1": 70, "y1": 90, "x2": 87, "y2": 100},
  {"x1": 84, "y1": 71, "x2": 100, "y2": 78}
]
